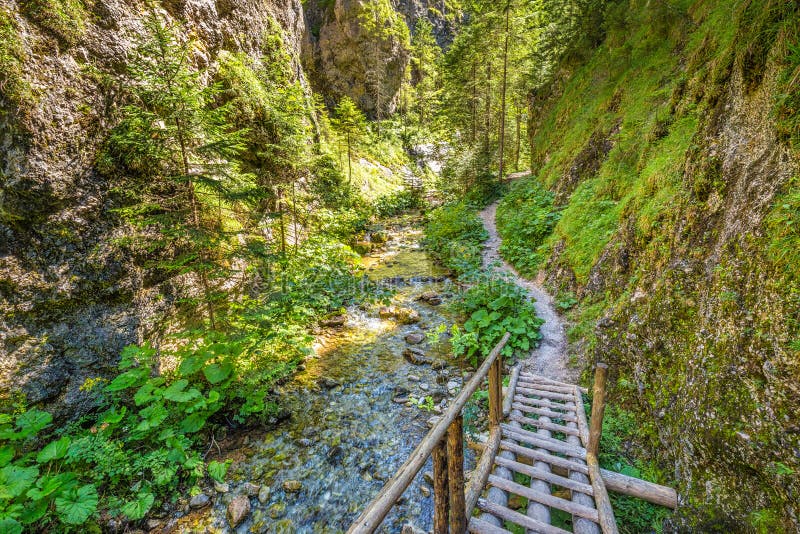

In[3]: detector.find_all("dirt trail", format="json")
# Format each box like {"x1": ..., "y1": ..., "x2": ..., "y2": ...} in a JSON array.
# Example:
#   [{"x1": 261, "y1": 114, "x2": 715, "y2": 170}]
[{"x1": 478, "y1": 197, "x2": 576, "y2": 383}]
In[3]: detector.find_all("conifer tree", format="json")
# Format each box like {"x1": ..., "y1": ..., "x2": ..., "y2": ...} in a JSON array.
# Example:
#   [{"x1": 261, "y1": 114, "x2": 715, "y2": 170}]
[
  {"x1": 107, "y1": 10, "x2": 256, "y2": 328},
  {"x1": 331, "y1": 96, "x2": 366, "y2": 185}
]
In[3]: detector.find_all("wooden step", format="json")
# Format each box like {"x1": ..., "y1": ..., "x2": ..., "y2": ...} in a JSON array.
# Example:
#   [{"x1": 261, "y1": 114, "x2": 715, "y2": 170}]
[
  {"x1": 501, "y1": 425, "x2": 587, "y2": 459},
  {"x1": 468, "y1": 517, "x2": 513, "y2": 534},
  {"x1": 500, "y1": 441, "x2": 589, "y2": 475},
  {"x1": 512, "y1": 402, "x2": 578, "y2": 422},
  {"x1": 513, "y1": 395, "x2": 573, "y2": 412},
  {"x1": 487, "y1": 474, "x2": 601, "y2": 522},
  {"x1": 516, "y1": 380, "x2": 576, "y2": 395},
  {"x1": 509, "y1": 413, "x2": 580, "y2": 436},
  {"x1": 516, "y1": 386, "x2": 576, "y2": 402},
  {"x1": 475, "y1": 498, "x2": 572, "y2": 534},
  {"x1": 493, "y1": 455, "x2": 594, "y2": 495}
]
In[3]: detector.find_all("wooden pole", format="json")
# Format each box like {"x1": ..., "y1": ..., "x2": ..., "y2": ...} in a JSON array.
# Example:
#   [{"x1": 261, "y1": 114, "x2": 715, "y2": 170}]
[
  {"x1": 448, "y1": 414, "x2": 467, "y2": 533},
  {"x1": 488, "y1": 357, "x2": 503, "y2": 427},
  {"x1": 586, "y1": 363, "x2": 618, "y2": 534},
  {"x1": 502, "y1": 365, "x2": 520, "y2": 417},
  {"x1": 433, "y1": 438, "x2": 449, "y2": 534},
  {"x1": 588, "y1": 363, "x2": 608, "y2": 459}
]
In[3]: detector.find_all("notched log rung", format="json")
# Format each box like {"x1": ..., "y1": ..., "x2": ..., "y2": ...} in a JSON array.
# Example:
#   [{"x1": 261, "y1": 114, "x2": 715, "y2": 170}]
[
  {"x1": 476, "y1": 498, "x2": 572, "y2": 534},
  {"x1": 516, "y1": 380, "x2": 576, "y2": 394},
  {"x1": 500, "y1": 440, "x2": 590, "y2": 475},
  {"x1": 468, "y1": 517, "x2": 514, "y2": 534},
  {"x1": 515, "y1": 386, "x2": 576, "y2": 402},
  {"x1": 487, "y1": 474, "x2": 601, "y2": 522},
  {"x1": 509, "y1": 413, "x2": 580, "y2": 436},
  {"x1": 493, "y1": 455, "x2": 594, "y2": 495},
  {"x1": 513, "y1": 394, "x2": 573, "y2": 412},
  {"x1": 512, "y1": 402, "x2": 578, "y2": 422},
  {"x1": 501, "y1": 424, "x2": 587, "y2": 459}
]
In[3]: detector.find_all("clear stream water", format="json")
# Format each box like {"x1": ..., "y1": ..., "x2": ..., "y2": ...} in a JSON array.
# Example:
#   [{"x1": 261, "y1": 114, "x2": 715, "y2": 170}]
[{"x1": 181, "y1": 219, "x2": 472, "y2": 533}]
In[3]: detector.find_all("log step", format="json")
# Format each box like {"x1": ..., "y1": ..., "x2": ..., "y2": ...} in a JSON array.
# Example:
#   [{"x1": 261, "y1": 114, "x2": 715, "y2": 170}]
[
  {"x1": 509, "y1": 413, "x2": 580, "y2": 436},
  {"x1": 513, "y1": 395, "x2": 573, "y2": 412},
  {"x1": 487, "y1": 474, "x2": 601, "y2": 522},
  {"x1": 493, "y1": 455, "x2": 594, "y2": 495},
  {"x1": 516, "y1": 380, "x2": 576, "y2": 395},
  {"x1": 501, "y1": 424, "x2": 587, "y2": 459},
  {"x1": 500, "y1": 441, "x2": 590, "y2": 475},
  {"x1": 512, "y1": 402, "x2": 578, "y2": 422},
  {"x1": 516, "y1": 386, "x2": 576, "y2": 402},
  {"x1": 475, "y1": 498, "x2": 572, "y2": 534},
  {"x1": 468, "y1": 517, "x2": 514, "y2": 534}
]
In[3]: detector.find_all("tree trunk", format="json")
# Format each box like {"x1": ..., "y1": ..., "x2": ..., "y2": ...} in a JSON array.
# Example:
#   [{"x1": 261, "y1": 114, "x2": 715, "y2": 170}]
[{"x1": 498, "y1": 2, "x2": 511, "y2": 180}]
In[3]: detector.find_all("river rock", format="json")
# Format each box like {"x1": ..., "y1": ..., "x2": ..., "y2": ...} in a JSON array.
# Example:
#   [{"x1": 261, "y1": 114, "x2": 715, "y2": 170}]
[
  {"x1": 227, "y1": 495, "x2": 251, "y2": 527},
  {"x1": 423, "y1": 472, "x2": 434, "y2": 485},
  {"x1": 393, "y1": 395, "x2": 409, "y2": 404},
  {"x1": 283, "y1": 480, "x2": 302, "y2": 493},
  {"x1": 447, "y1": 380, "x2": 460, "y2": 394},
  {"x1": 431, "y1": 360, "x2": 447, "y2": 370},
  {"x1": 407, "y1": 374, "x2": 421, "y2": 382},
  {"x1": 242, "y1": 482, "x2": 261, "y2": 497},
  {"x1": 189, "y1": 493, "x2": 210, "y2": 509},
  {"x1": 214, "y1": 482, "x2": 229, "y2": 493},
  {"x1": 426, "y1": 416, "x2": 440, "y2": 428},
  {"x1": 320, "y1": 315, "x2": 346, "y2": 327},
  {"x1": 327, "y1": 445, "x2": 345, "y2": 465},
  {"x1": 403, "y1": 347, "x2": 431, "y2": 365},
  {"x1": 298, "y1": 438, "x2": 312, "y2": 447},
  {"x1": 379, "y1": 306, "x2": 420, "y2": 324},
  {"x1": 258, "y1": 485, "x2": 271, "y2": 504},
  {"x1": 420, "y1": 485, "x2": 431, "y2": 497},
  {"x1": 417, "y1": 291, "x2": 443, "y2": 305},
  {"x1": 269, "y1": 502, "x2": 287, "y2": 519},
  {"x1": 419, "y1": 383, "x2": 430, "y2": 391},
  {"x1": 319, "y1": 377, "x2": 340, "y2": 389},
  {"x1": 405, "y1": 332, "x2": 425, "y2": 344}
]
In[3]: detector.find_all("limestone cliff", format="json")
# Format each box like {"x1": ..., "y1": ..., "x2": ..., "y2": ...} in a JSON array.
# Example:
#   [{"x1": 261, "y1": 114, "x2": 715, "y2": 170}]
[{"x1": 0, "y1": 0, "x2": 308, "y2": 420}]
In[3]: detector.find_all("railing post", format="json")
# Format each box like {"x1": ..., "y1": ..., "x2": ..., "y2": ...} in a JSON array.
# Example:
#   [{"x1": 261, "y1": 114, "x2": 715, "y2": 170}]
[
  {"x1": 488, "y1": 356, "x2": 502, "y2": 427},
  {"x1": 588, "y1": 362, "x2": 608, "y2": 458},
  {"x1": 447, "y1": 413, "x2": 466, "y2": 533},
  {"x1": 432, "y1": 438, "x2": 449, "y2": 534}
]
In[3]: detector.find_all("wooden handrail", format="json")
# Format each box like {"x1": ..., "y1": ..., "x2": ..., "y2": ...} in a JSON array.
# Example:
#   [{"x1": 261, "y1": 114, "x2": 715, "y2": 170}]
[{"x1": 348, "y1": 332, "x2": 511, "y2": 533}]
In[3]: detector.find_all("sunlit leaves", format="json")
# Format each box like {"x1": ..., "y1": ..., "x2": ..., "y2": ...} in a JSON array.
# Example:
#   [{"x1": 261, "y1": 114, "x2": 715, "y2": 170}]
[{"x1": 54, "y1": 484, "x2": 98, "y2": 525}]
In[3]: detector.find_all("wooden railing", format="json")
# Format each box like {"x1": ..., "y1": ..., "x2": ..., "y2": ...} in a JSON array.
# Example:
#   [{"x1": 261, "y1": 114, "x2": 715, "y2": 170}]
[{"x1": 348, "y1": 332, "x2": 512, "y2": 534}]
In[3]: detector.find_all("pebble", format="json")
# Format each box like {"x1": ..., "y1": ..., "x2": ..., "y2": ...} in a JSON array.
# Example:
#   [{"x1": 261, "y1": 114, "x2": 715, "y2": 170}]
[
  {"x1": 419, "y1": 383, "x2": 430, "y2": 391},
  {"x1": 405, "y1": 332, "x2": 425, "y2": 344},
  {"x1": 423, "y1": 472, "x2": 434, "y2": 485},
  {"x1": 407, "y1": 374, "x2": 421, "y2": 382},
  {"x1": 283, "y1": 480, "x2": 302, "y2": 492},
  {"x1": 214, "y1": 482, "x2": 230, "y2": 493},
  {"x1": 242, "y1": 482, "x2": 261, "y2": 497},
  {"x1": 227, "y1": 495, "x2": 251, "y2": 528},
  {"x1": 189, "y1": 493, "x2": 210, "y2": 509},
  {"x1": 258, "y1": 485, "x2": 271, "y2": 504},
  {"x1": 393, "y1": 395, "x2": 410, "y2": 404},
  {"x1": 269, "y1": 502, "x2": 287, "y2": 519},
  {"x1": 419, "y1": 485, "x2": 431, "y2": 497},
  {"x1": 431, "y1": 360, "x2": 447, "y2": 370}
]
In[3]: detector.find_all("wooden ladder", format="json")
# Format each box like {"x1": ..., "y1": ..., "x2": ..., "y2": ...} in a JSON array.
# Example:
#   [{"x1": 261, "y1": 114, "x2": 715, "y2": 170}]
[{"x1": 348, "y1": 334, "x2": 677, "y2": 534}]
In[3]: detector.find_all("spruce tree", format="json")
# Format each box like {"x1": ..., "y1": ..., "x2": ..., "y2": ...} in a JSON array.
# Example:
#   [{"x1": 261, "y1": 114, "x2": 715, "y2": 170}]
[
  {"x1": 107, "y1": 10, "x2": 256, "y2": 328},
  {"x1": 331, "y1": 97, "x2": 366, "y2": 186}
]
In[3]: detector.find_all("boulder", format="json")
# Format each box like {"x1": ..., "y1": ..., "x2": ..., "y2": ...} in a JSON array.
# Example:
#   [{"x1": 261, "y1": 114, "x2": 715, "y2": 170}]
[
  {"x1": 405, "y1": 332, "x2": 425, "y2": 344},
  {"x1": 417, "y1": 291, "x2": 443, "y2": 305},
  {"x1": 189, "y1": 493, "x2": 210, "y2": 509},
  {"x1": 283, "y1": 480, "x2": 303, "y2": 493},
  {"x1": 258, "y1": 485, "x2": 271, "y2": 504},
  {"x1": 403, "y1": 347, "x2": 431, "y2": 365},
  {"x1": 226, "y1": 495, "x2": 250, "y2": 528},
  {"x1": 242, "y1": 482, "x2": 261, "y2": 497}
]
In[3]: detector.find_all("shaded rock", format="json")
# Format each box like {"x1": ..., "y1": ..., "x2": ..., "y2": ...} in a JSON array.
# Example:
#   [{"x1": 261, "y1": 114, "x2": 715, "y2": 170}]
[
  {"x1": 214, "y1": 482, "x2": 229, "y2": 493},
  {"x1": 403, "y1": 347, "x2": 431, "y2": 365},
  {"x1": 405, "y1": 332, "x2": 425, "y2": 344},
  {"x1": 269, "y1": 502, "x2": 287, "y2": 519},
  {"x1": 258, "y1": 485, "x2": 271, "y2": 504},
  {"x1": 393, "y1": 395, "x2": 409, "y2": 404},
  {"x1": 407, "y1": 374, "x2": 421, "y2": 382},
  {"x1": 189, "y1": 493, "x2": 210, "y2": 509},
  {"x1": 320, "y1": 314, "x2": 346, "y2": 327},
  {"x1": 319, "y1": 377, "x2": 340, "y2": 389},
  {"x1": 327, "y1": 445, "x2": 345, "y2": 465},
  {"x1": 298, "y1": 438, "x2": 313, "y2": 447},
  {"x1": 431, "y1": 360, "x2": 447, "y2": 370},
  {"x1": 419, "y1": 383, "x2": 430, "y2": 391},
  {"x1": 417, "y1": 291, "x2": 443, "y2": 305},
  {"x1": 242, "y1": 482, "x2": 261, "y2": 497},
  {"x1": 227, "y1": 495, "x2": 251, "y2": 528},
  {"x1": 283, "y1": 480, "x2": 302, "y2": 493}
]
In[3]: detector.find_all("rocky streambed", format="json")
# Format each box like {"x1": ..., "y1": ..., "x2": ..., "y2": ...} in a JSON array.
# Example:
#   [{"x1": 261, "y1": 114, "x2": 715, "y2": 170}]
[{"x1": 173, "y1": 218, "x2": 473, "y2": 533}]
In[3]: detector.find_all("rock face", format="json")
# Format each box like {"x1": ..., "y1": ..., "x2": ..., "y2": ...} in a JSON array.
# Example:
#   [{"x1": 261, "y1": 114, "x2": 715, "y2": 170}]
[
  {"x1": 523, "y1": 2, "x2": 800, "y2": 528},
  {"x1": 302, "y1": 0, "x2": 411, "y2": 117},
  {"x1": 0, "y1": 0, "x2": 308, "y2": 421}
]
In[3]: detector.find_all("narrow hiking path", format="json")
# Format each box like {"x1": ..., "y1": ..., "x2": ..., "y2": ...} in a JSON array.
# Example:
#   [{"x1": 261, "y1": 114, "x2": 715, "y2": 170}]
[{"x1": 478, "y1": 193, "x2": 576, "y2": 383}]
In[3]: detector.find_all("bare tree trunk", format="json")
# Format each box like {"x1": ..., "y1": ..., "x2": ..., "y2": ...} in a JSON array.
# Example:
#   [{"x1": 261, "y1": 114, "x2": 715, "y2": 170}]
[
  {"x1": 498, "y1": 2, "x2": 511, "y2": 179},
  {"x1": 515, "y1": 111, "x2": 522, "y2": 171}
]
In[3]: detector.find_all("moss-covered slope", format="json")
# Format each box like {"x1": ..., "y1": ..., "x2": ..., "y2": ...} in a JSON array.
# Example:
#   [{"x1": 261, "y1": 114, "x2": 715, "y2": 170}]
[{"x1": 504, "y1": 0, "x2": 800, "y2": 528}]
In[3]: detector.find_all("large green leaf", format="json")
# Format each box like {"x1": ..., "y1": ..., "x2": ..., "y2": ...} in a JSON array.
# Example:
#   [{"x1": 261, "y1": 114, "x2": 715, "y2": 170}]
[
  {"x1": 179, "y1": 412, "x2": 207, "y2": 433},
  {"x1": 203, "y1": 362, "x2": 233, "y2": 384},
  {"x1": 134, "y1": 378, "x2": 164, "y2": 406},
  {"x1": 121, "y1": 490, "x2": 154, "y2": 520},
  {"x1": 36, "y1": 436, "x2": 71, "y2": 463},
  {"x1": 26, "y1": 474, "x2": 66, "y2": 501},
  {"x1": 54, "y1": 484, "x2": 98, "y2": 525},
  {"x1": 18, "y1": 497, "x2": 48, "y2": 524},
  {"x1": 0, "y1": 519, "x2": 22, "y2": 534},
  {"x1": 207, "y1": 460, "x2": 229, "y2": 483},
  {"x1": 0, "y1": 465, "x2": 39, "y2": 499},
  {"x1": 0, "y1": 445, "x2": 14, "y2": 467},
  {"x1": 178, "y1": 354, "x2": 207, "y2": 377},
  {"x1": 163, "y1": 379, "x2": 200, "y2": 403},
  {"x1": 106, "y1": 368, "x2": 149, "y2": 392},
  {"x1": 14, "y1": 410, "x2": 52, "y2": 439}
]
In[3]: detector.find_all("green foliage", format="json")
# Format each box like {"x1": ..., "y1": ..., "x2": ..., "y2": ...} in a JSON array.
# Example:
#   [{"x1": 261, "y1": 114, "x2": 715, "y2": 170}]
[
  {"x1": 496, "y1": 178, "x2": 560, "y2": 277},
  {"x1": 332, "y1": 96, "x2": 368, "y2": 184},
  {"x1": 450, "y1": 273, "x2": 543, "y2": 365},
  {"x1": 0, "y1": 8, "x2": 34, "y2": 119},
  {"x1": 424, "y1": 202, "x2": 488, "y2": 275},
  {"x1": 20, "y1": 0, "x2": 86, "y2": 45},
  {"x1": 767, "y1": 176, "x2": 800, "y2": 277},
  {"x1": 373, "y1": 189, "x2": 424, "y2": 217}
]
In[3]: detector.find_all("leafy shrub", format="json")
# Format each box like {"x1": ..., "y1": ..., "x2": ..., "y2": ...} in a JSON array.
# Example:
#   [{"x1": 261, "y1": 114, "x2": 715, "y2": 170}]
[
  {"x1": 373, "y1": 189, "x2": 423, "y2": 217},
  {"x1": 450, "y1": 272, "x2": 544, "y2": 366},
  {"x1": 424, "y1": 202, "x2": 488, "y2": 275},
  {"x1": 496, "y1": 179, "x2": 560, "y2": 277}
]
